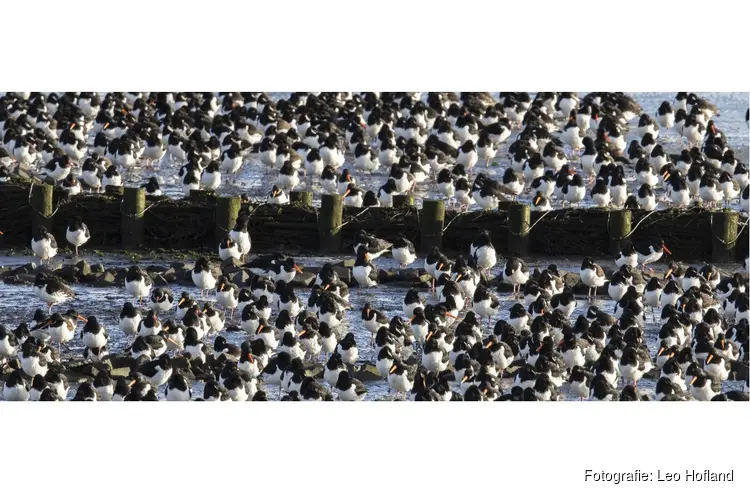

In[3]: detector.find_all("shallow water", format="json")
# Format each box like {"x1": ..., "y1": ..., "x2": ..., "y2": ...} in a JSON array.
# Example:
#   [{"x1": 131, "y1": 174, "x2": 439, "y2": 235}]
[
  {"x1": 1, "y1": 254, "x2": 745, "y2": 400},
  {"x1": 72, "y1": 92, "x2": 750, "y2": 209}
]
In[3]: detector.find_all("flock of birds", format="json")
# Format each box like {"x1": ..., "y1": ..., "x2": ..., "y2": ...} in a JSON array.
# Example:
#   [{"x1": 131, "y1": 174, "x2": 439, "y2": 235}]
[
  {"x1": 0, "y1": 92, "x2": 748, "y2": 213},
  {"x1": 1, "y1": 212, "x2": 749, "y2": 400},
  {"x1": 0, "y1": 90, "x2": 748, "y2": 401}
]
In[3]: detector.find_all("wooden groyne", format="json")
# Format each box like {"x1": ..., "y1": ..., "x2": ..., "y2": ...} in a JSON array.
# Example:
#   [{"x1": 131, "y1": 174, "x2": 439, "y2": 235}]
[{"x1": 0, "y1": 181, "x2": 747, "y2": 262}]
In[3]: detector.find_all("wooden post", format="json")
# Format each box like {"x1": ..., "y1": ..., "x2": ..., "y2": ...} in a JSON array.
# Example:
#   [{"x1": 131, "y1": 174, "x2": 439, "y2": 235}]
[
  {"x1": 393, "y1": 194, "x2": 414, "y2": 208},
  {"x1": 507, "y1": 202, "x2": 530, "y2": 256},
  {"x1": 290, "y1": 190, "x2": 313, "y2": 207},
  {"x1": 215, "y1": 196, "x2": 241, "y2": 246},
  {"x1": 31, "y1": 183, "x2": 53, "y2": 235},
  {"x1": 189, "y1": 189, "x2": 202, "y2": 201},
  {"x1": 122, "y1": 187, "x2": 145, "y2": 249},
  {"x1": 608, "y1": 210, "x2": 632, "y2": 256},
  {"x1": 105, "y1": 185, "x2": 124, "y2": 196},
  {"x1": 420, "y1": 199, "x2": 444, "y2": 253},
  {"x1": 711, "y1": 211, "x2": 739, "y2": 262},
  {"x1": 319, "y1": 194, "x2": 343, "y2": 253}
]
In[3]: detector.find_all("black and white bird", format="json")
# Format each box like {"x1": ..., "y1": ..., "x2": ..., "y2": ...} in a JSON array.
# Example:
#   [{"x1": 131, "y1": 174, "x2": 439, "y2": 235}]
[
  {"x1": 31, "y1": 226, "x2": 58, "y2": 265},
  {"x1": 34, "y1": 273, "x2": 75, "y2": 313},
  {"x1": 353, "y1": 230, "x2": 392, "y2": 260},
  {"x1": 191, "y1": 257, "x2": 217, "y2": 298},
  {"x1": 229, "y1": 211, "x2": 252, "y2": 260},
  {"x1": 65, "y1": 217, "x2": 90, "y2": 257},
  {"x1": 469, "y1": 230, "x2": 497, "y2": 271},
  {"x1": 580, "y1": 257, "x2": 606, "y2": 299},
  {"x1": 125, "y1": 266, "x2": 153, "y2": 306},
  {"x1": 392, "y1": 236, "x2": 416, "y2": 268},
  {"x1": 149, "y1": 287, "x2": 175, "y2": 314}
]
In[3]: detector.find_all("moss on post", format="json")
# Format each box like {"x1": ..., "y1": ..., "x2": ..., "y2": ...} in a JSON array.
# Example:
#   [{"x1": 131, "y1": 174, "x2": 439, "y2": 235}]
[
  {"x1": 711, "y1": 210, "x2": 739, "y2": 262},
  {"x1": 608, "y1": 210, "x2": 632, "y2": 256},
  {"x1": 319, "y1": 194, "x2": 343, "y2": 252},
  {"x1": 30, "y1": 183, "x2": 54, "y2": 235},
  {"x1": 290, "y1": 190, "x2": 313, "y2": 207},
  {"x1": 420, "y1": 199, "x2": 445, "y2": 253},
  {"x1": 122, "y1": 187, "x2": 145, "y2": 249},
  {"x1": 215, "y1": 196, "x2": 241, "y2": 246},
  {"x1": 507, "y1": 202, "x2": 530, "y2": 256},
  {"x1": 393, "y1": 194, "x2": 414, "y2": 208}
]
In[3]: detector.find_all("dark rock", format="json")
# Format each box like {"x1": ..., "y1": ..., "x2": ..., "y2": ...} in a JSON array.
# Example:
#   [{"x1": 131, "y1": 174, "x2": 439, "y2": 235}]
[
  {"x1": 171, "y1": 262, "x2": 192, "y2": 272},
  {"x1": 57, "y1": 265, "x2": 78, "y2": 283},
  {"x1": 74, "y1": 259, "x2": 91, "y2": 277},
  {"x1": 232, "y1": 270, "x2": 250, "y2": 286},
  {"x1": 110, "y1": 355, "x2": 134, "y2": 370},
  {"x1": 4, "y1": 273, "x2": 37, "y2": 285},
  {"x1": 397, "y1": 268, "x2": 420, "y2": 282},
  {"x1": 332, "y1": 265, "x2": 351, "y2": 284},
  {"x1": 93, "y1": 271, "x2": 116, "y2": 287},
  {"x1": 13, "y1": 262, "x2": 37, "y2": 275},
  {"x1": 161, "y1": 267, "x2": 177, "y2": 282},
  {"x1": 352, "y1": 362, "x2": 382, "y2": 382},
  {"x1": 90, "y1": 263, "x2": 105, "y2": 273},
  {"x1": 291, "y1": 271, "x2": 315, "y2": 287},
  {"x1": 146, "y1": 264, "x2": 169, "y2": 274},
  {"x1": 221, "y1": 257, "x2": 244, "y2": 274},
  {"x1": 377, "y1": 269, "x2": 395, "y2": 283}
]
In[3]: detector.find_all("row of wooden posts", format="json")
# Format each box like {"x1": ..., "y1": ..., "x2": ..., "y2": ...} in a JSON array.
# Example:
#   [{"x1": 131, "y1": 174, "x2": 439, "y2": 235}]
[{"x1": 27, "y1": 184, "x2": 743, "y2": 260}]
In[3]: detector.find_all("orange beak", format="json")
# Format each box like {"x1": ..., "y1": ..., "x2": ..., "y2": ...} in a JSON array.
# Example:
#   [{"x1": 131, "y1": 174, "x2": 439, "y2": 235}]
[
  {"x1": 248, "y1": 353, "x2": 254, "y2": 363},
  {"x1": 662, "y1": 244, "x2": 671, "y2": 255},
  {"x1": 408, "y1": 316, "x2": 415, "y2": 324},
  {"x1": 706, "y1": 354, "x2": 713, "y2": 364},
  {"x1": 690, "y1": 376, "x2": 697, "y2": 386},
  {"x1": 455, "y1": 274, "x2": 463, "y2": 282},
  {"x1": 178, "y1": 298, "x2": 185, "y2": 307},
  {"x1": 486, "y1": 341, "x2": 493, "y2": 349},
  {"x1": 255, "y1": 324, "x2": 263, "y2": 335},
  {"x1": 103, "y1": 122, "x2": 110, "y2": 130},
  {"x1": 664, "y1": 268, "x2": 673, "y2": 279},
  {"x1": 445, "y1": 313, "x2": 458, "y2": 320},
  {"x1": 461, "y1": 375, "x2": 469, "y2": 383},
  {"x1": 425, "y1": 331, "x2": 433, "y2": 341},
  {"x1": 389, "y1": 364, "x2": 398, "y2": 374},
  {"x1": 706, "y1": 272, "x2": 712, "y2": 281},
  {"x1": 0, "y1": 230, "x2": 3, "y2": 235},
  {"x1": 219, "y1": 282, "x2": 225, "y2": 291},
  {"x1": 77, "y1": 315, "x2": 87, "y2": 322},
  {"x1": 657, "y1": 347, "x2": 665, "y2": 356},
  {"x1": 294, "y1": 265, "x2": 303, "y2": 273},
  {"x1": 70, "y1": 122, "x2": 76, "y2": 129},
  {"x1": 128, "y1": 380, "x2": 137, "y2": 388},
  {"x1": 166, "y1": 337, "x2": 179, "y2": 345},
  {"x1": 437, "y1": 263, "x2": 444, "y2": 271},
  {"x1": 534, "y1": 195, "x2": 541, "y2": 204}
]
